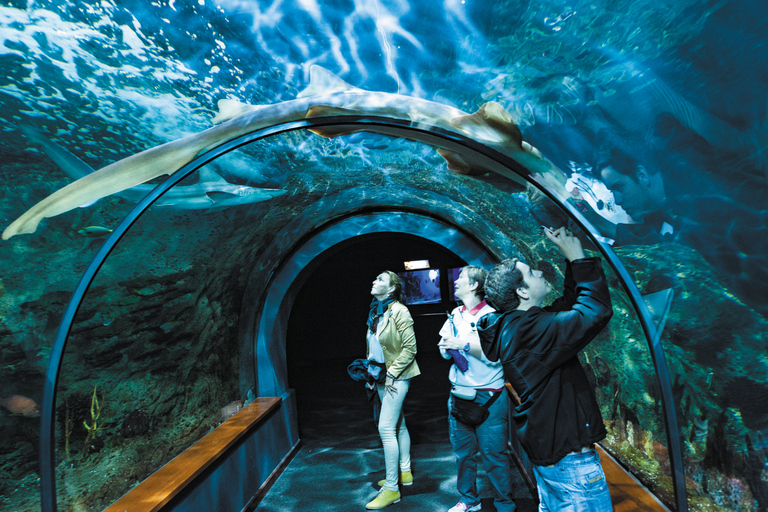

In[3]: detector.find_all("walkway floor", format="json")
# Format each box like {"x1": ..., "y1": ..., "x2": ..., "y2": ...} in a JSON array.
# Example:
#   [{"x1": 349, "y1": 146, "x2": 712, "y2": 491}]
[{"x1": 256, "y1": 354, "x2": 538, "y2": 511}]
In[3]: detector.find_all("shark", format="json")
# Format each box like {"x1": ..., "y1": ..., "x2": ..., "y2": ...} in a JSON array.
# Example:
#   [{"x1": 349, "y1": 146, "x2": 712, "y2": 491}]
[
  {"x1": 16, "y1": 125, "x2": 287, "y2": 212},
  {"x1": 589, "y1": 63, "x2": 768, "y2": 176},
  {"x1": 3, "y1": 65, "x2": 564, "y2": 240},
  {"x1": 494, "y1": 56, "x2": 768, "y2": 178}
]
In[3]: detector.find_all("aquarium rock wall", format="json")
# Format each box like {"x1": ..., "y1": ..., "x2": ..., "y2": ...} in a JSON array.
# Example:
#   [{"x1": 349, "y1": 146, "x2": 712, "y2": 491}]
[{"x1": 1, "y1": 1, "x2": 767, "y2": 511}]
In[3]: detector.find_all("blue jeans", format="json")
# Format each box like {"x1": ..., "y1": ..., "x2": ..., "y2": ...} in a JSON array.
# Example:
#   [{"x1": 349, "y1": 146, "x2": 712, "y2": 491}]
[
  {"x1": 377, "y1": 380, "x2": 411, "y2": 491},
  {"x1": 533, "y1": 449, "x2": 613, "y2": 512},
  {"x1": 448, "y1": 392, "x2": 516, "y2": 512}
]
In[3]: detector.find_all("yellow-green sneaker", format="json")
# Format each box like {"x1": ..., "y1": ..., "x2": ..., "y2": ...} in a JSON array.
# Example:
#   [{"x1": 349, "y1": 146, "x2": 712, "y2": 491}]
[
  {"x1": 377, "y1": 470, "x2": 413, "y2": 487},
  {"x1": 366, "y1": 487, "x2": 401, "y2": 509}
]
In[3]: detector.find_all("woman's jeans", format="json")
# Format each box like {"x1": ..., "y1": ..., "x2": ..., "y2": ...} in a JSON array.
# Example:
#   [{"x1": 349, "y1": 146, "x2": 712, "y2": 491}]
[
  {"x1": 533, "y1": 448, "x2": 613, "y2": 512},
  {"x1": 448, "y1": 392, "x2": 516, "y2": 512},
  {"x1": 376, "y1": 380, "x2": 411, "y2": 491}
]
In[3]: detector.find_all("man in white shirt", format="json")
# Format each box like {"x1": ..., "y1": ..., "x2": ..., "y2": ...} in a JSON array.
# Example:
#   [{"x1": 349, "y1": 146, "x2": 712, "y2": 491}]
[{"x1": 439, "y1": 266, "x2": 516, "y2": 512}]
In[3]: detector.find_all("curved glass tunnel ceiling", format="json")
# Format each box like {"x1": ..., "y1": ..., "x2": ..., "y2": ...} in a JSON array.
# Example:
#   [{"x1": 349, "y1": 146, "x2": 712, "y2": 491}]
[
  {"x1": 12, "y1": 119, "x2": 697, "y2": 512},
  {"x1": 1, "y1": 2, "x2": 767, "y2": 512}
]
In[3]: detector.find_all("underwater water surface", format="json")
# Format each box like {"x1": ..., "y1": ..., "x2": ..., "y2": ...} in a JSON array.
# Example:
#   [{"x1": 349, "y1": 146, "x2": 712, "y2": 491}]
[{"x1": 1, "y1": 1, "x2": 767, "y2": 511}]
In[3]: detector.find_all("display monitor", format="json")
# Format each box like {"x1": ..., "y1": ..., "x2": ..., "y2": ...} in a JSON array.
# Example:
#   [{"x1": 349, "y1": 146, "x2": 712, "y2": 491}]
[
  {"x1": 398, "y1": 269, "x2": 441, "y2": 305},
  {"x1": 447, "y1": 267, "x2": 463, "y2": 303}
]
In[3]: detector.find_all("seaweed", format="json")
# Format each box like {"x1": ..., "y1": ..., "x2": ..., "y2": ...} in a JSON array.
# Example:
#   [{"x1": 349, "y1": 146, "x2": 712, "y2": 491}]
[{"x1": 81, "y1": 386, "x2": 106, "y2": 460}]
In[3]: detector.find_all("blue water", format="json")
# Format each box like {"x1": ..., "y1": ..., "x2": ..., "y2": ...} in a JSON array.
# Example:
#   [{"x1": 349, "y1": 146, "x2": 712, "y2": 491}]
[{"x1": 1, "y1": 1, "x2": 768, "y2": 511}]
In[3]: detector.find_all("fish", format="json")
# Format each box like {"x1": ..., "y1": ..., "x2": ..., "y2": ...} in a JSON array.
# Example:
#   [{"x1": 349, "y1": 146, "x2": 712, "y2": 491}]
[
  {"x1": 0, "y1": 394, "x2": 41, "y2": 417},
  {"x1": 590, "y1": 63, "x2": 768, "y2": 175},
  {"x1": 17, "y1": 125, "x2": 287, "y2": 212},
  {"x1": 159, "y1": 321, "x2": 180, "y2": 332},
  {"x1": 571, "y1": 59, "x2": 768, "y2": 178},
  {"x1": 4, "y1": 65, "x2": 562, "y2": 240},
  {"x1": 120, "y1": 167, "x2": 287, "y2": 211},
  {"x1": 690, "y1": 415, "x2": 709, "y2": 443},
  {"x1": 17, "y1": 125, "x2": 95, "y2": 179},
  {"x1": 77, "y1": 226, "x2": 113, "y2": 238},
  {"x1": 218, "y1": 400, "x2": 244, "y2": 422},
  {"x1": 489, "y1": 54, "x2": 768, "y2": 178}
]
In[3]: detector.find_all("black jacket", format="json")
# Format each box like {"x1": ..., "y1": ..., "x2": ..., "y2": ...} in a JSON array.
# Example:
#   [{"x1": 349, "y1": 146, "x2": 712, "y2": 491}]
[{"x1": 478, "y1": 257, "x2": 612, "y2": 466}]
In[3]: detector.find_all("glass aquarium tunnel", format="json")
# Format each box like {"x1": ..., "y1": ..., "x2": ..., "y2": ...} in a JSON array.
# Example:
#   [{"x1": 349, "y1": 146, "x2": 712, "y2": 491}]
[
  {"x1": 1, "y1": 1, "x2": 768, "y2": 512},
  {"x1": 18, "y1": 115, "x2": 729, "y2": 512}
]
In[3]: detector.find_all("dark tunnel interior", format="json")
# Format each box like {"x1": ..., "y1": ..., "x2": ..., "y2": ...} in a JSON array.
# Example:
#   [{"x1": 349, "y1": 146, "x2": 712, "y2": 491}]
[{"x1": 286, "y1": 233, "x2": 469, "y2": 438}]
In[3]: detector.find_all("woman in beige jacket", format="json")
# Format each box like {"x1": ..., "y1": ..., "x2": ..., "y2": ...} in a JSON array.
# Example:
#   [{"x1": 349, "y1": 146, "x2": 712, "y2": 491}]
[{"x1": 365, "y1": 271, "x2": 421, "y2": 510}]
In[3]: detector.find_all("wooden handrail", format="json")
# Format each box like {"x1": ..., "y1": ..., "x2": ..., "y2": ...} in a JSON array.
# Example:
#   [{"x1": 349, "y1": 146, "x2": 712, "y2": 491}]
[
  {"x1": 503, "y1": 382, "x2": 669, "y2": 511},
  {"x1": 103, "y1": 397, "x2": 281, "y2": 512},
  {"x1": 596, "y1": 445, "x2": 670, "y2": 511}
]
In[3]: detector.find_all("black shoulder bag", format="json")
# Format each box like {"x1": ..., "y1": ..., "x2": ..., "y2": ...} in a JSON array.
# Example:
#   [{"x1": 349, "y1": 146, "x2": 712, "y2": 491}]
[{"x1": 451, "y1": 390, "x2": 503, "y2": 426}]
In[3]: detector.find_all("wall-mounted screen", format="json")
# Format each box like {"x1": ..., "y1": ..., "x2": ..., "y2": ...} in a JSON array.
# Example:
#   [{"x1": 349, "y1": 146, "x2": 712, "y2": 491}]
[
  {"x1": 398, "y1": 269, "x2": 441, "y2": 305},
  {"x1": 447, "y1": 267, "x2": 462, "y2": 303}
]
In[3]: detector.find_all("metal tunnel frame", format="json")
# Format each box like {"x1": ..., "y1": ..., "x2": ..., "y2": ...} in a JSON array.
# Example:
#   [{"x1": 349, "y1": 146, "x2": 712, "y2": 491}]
[{"x1": 39, "y1": 115, "x2": 687, "y2": 512}]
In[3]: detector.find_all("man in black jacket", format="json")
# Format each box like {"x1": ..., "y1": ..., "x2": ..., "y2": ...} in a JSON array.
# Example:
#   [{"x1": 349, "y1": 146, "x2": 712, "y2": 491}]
[{"x1": 479, "y1": 226, "x2": 613, "y2": 512}]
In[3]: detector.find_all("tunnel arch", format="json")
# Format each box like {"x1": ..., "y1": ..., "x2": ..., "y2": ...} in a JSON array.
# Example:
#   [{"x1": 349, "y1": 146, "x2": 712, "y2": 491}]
[
  {"x1": 244, "y1": 210, "x2": 504, "y2": 397},
  {"x1": 40, "y1": 115, "x2": 687, "y2": 511}
]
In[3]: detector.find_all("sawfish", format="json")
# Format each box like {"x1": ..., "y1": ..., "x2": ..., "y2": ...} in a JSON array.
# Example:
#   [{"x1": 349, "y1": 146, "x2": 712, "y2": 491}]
[
  {"x1": 3, "y1": 65, "x2": 563, "y2": 240},
  {"x1": 17, "y1": 125, "x2": 286, "y2": 211}
]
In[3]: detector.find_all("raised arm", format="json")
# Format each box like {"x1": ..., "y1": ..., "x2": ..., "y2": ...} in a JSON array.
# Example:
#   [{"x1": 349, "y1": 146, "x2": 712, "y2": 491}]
[{"x1": 536, "y1": 257, "x2": 613, "y2": 366}]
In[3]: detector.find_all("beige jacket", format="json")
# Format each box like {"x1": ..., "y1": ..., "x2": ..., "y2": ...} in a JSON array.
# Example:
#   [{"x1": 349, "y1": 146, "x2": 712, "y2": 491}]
[{"x1": 369, "y1": 301, "x2": 421, "y2": 381}]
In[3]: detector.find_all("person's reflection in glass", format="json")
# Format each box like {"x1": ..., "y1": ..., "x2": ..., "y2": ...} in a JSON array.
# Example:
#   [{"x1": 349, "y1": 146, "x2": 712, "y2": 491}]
[{"x1": 580, "y1": 131, "x2": 677, "y2": 246}]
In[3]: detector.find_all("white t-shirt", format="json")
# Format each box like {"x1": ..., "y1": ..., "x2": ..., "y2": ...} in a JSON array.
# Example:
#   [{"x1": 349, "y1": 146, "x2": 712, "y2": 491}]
[
  {"x1": 439, "y1": 301, "x2": 504, "y2": 389},
  {"x1": 367, "y1": 328, "x2": 385, "y2": 363}
]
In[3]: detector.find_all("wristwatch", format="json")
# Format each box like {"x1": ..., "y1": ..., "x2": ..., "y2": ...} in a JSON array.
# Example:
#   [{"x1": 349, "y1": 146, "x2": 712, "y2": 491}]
[{"x1": 463, "y1": 343, "x2": 470, "y2": 352}]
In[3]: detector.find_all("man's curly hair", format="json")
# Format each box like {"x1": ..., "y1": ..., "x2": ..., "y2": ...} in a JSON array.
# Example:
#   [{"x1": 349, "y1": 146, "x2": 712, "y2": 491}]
[{"x1": 485, "y1": 258, "x2": 526, "y2": 312}]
